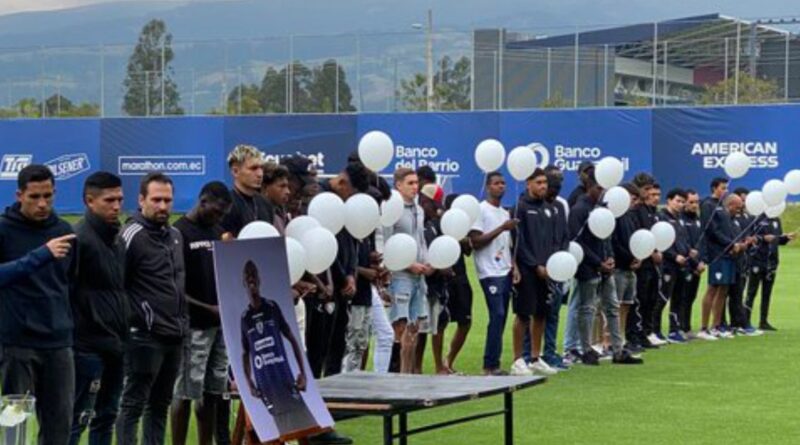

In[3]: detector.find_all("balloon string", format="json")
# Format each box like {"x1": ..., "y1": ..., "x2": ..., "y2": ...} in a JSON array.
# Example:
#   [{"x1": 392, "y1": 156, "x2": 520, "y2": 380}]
[
  {"x1": 479, "y1": 172, "x2": 487, "y2": 199},
  {"x1": 707, "y1": 213, "x2": 763, "y2": 265},
  {"x1": 696, "y1": 180, "x2": 733, "y2": 246},
  {"x1": 512, "y1": 181, "x2": 521, "y2": 262}
]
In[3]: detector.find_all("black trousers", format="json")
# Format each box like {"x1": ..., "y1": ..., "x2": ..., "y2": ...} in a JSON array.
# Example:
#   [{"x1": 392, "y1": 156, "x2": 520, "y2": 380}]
[
  {"x1": 69, "y1": 350, "x2": 124, "y2": 445},
  {"x1": 727, "y1": 269, "x2": 749, "y2": 329},
  {"x1": 746, "y1": 267, "x2": 776, "y2": 326},
  {"x1": 653, "y1": 269, "x2": 678, "y2": 336},
  {"x1": 304, "y1": 295, "x2": 348, "y2": 378},
  {"x1": 633, "y1": 267, "x2": 658, "y2": 338},
  {"x1": 115, "y1": 331, "x2": 182, "y2": 445},
  {"x1": 2, "y1": 346, "x2": 75, "y2": 445},
  {"x1": 679, "y1": 272, "x2": 701, "y2": 332}
]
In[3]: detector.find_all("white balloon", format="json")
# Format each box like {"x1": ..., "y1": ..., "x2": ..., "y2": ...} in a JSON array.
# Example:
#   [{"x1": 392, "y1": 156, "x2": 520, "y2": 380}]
[
  {"x1": 507, "y1": 146, "x2": 537, "y2": 182},
  {"x1": 595, "y1": 157, "x2": 624, "y2": 189},
  {"x1": 765, "y1": 201, "x2": 787, "y2": 218},
  {"x1": 475, "y1": 139, "x2": 506, "y2": 173},
  {"x1": 238, "y1": 221, "x2": 279, "y2": 239},
  {"x1": 427, "y1": 236, "x2": 461, "y2": 269},
  {"x1": 629, "y1": 229, "x2": 656, "y2": 260},
  {"x1": 762, "y1": 179, "x2": 788, "y2": 207},
  {"x1": 546, "y1": 251, "x2": 578, "y2": 282},
  {"x1": 299, "y1": 227, "x2": 338, "y2": 274},
  {"x1": 285, "y1": 215, "x2": 321, "y2": 240},
  {"x1": 603, "y1": 186, "x2": 631, "y2": 218},
  {"x1": 383, "y1": 233, "x2": 418, "y2": 272},
  {"x1": 723, "y1": 151, "x2": 751, "y2": 179},
  {"x1": 285, "y1": 237, "x2": 307, "y2": 285},
  {"x1": 745, "y1": 191, "x2": 767, "y2": 216},
  {"x1": 784, "y1": 169, "x2": 800, "y2": 195},
  {"x1": 451, "y1": 194, "x2": 481, "y2": 226},
  {"x1": 358, "y1": 130, "x2": 394, "y2": 172},
  {"x1": 652, "y1": 221, "x2": 676, "y2": 252},
  {"x1": 440, "y1": 208, "x2": 471, "y2": 240},
  {"x1": 308, "y1": 192, "x2": 346, "y2": 234},
  {"x1": 345, "y1": 193, "x2": 381, "y2": 239},
  {"x1": 568, "y1": 241, "x2": 584, "y2": 264},
  {"x1": 588, "y1": 208, "x2": 616, "y2": 239},
  {"x1": 380, "y1": 190, "x2": 405, "y2": 227}
]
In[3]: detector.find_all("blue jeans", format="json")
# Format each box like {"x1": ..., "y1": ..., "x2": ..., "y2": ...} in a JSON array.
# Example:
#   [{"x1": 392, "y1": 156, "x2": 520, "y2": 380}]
[
  {"x1": 544, "y1": 284, "x2": 566, "y2": 362},
  {"x1": 480, "y1": 274, "x2": 511, "y2": 370},
  {"x1": 562, "y1": 282, "x2": 581, "y2": 353},
  {"x1": 70, "y1": 351, "x2": 124, "y2": 445}
]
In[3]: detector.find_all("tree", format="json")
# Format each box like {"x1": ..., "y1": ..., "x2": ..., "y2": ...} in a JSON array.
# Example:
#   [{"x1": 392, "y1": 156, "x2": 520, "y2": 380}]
[
  {"x1": 539, "y1": 92, "x2": 571, "y2": 108},
  {"x1": 227, "y1": 84, "x2": 263, "y2": 115},
  {"x1": 698, "y1": 72, "x2": 781, "y2": 105},
  {"x1": 398, "y1": 55, "x2": 471, "y2": 111},
  {"x1": 122, "y1": 19, "x2": 183, "y2": 116},
  {"x1": 44, "y1": 94, "x2": 73, "y2": 117},
  {"x1": 257, "y1": 63, "x2": 313, "y2": 113},
  {"x1": 308, "y1": 60, "x2": 356, "y2": 113}
]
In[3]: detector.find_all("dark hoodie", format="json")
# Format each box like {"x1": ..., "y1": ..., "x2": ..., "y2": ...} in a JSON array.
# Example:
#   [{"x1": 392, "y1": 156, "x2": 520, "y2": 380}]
[
  {"x1": 121, "y1": 211, "x2": 187, "y2": 341},
  {"x1": 72, "y1": 211, "x2": 128, "y2": 355},
  {"x1": 612, "y1": 208, "x2": 641, "y2": 271},
  {"x1": 0, "y1": 203, "x2": 75, "y2": 348},
  {"x1": 658, "y1": 207, "x2": 691, "y2": 274},
  {"x1": 515, "y1": 194, "x2": 556, "y2": 271},
  {"x1": 569, "y1": 194, "x2": 611, "y2": 281}
]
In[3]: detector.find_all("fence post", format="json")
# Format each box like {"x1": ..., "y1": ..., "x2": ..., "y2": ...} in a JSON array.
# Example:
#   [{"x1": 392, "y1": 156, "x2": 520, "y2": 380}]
[
  {"x1": 100, "y1": 44, "x2": 105, "y2": 117},
  {"x1": 735, "y1": 23, "x2": 741, "y2": 105},
  {"x1": 652, "y1": 22, "x2": 658, "y2": 107},
  {"x1": 574, "y1": 27, "x2": 579, "y2": 108},
  {"x1": 785, "y1": 32, "x2": 790, "y2": 102}
]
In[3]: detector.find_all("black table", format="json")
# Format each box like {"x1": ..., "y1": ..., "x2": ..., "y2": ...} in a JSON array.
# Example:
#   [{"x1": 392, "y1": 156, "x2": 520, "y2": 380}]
[{"x1": 318, "y1": 372, "x2": 546, "y2": 445}]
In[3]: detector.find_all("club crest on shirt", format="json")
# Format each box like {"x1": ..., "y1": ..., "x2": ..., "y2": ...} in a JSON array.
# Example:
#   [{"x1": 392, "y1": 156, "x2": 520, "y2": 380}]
[
  {"x1": 715, "y1": 272, "x2": 723, "y2": 280},
  {"x1": 544, "y1": 208, "x2": 552, "y2": 218},
  {"x1": 773, "y1": 221, "x2": 779, "y2": 229},
  {"x1": 489, "y1": 286, "x2": 498, "y2": 295},
  {"x1": 256, "y1": 320, "x2": 264, "y2": 335}
]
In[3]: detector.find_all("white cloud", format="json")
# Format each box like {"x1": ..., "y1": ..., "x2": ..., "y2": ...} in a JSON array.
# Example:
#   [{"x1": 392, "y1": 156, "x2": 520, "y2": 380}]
[{"x1": 0, "y1": 0, "x2": 110, "y2": 15}]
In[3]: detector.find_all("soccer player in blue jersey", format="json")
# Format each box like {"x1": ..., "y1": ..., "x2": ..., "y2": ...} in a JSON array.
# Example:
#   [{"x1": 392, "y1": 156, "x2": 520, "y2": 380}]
[{"x1": 240, "y1": 260, "x2": 318, "y2": 437}]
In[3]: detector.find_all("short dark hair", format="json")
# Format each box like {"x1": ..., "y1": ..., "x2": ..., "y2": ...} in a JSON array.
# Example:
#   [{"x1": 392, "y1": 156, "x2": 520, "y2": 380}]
[
  {"x1": 632, "y1": 172, "x2": 655, "y2": 189},
  {"x1": 83, "y1": 171, "x2": 121, "y2": 199},
  {"x1": 667, "y1": 188, "x2": 687, "y2": 200},
  {"x1": 486, "y1": 171, "x2": 504, "y2": 185},
  {"x1": 544, "y1": 165, "x2": 562, "y2": 175},
  {"x1": 651, "y1": 182, "x2": 661, "y2": 191},
  {"x1": 733, "y1": 187, "x2": 750, "y2": 196},
  {"x1": 686, "y1": 188, "x2": 698, "y2": 196},
  {"x1": 199, "y1": 181, "x2": 232, "y2": 204},
  {"x1": 444, "y1": 193, "x2": 458, "y2": 210},
  {"x1": 394, "y1": 168, "x2": 416, "y2": 184},
  {"x1": 710, "y1": 177, "x2": 729, "y2": 192},
  {"x1": 527, "y1": 168, "x2": 547, "y2": 181},
  {"x1": 621, "y1": 182, "x2": 640, "y2": 197},
  {"x1": 416, "y1": 165, "x2": 436, "y2": 184},
  {"x1": 345, "y1": 161, "x2": 371, "y2": 193},
  {"x1": 262, "y1": 162, "x2": 290, "y2": 187},
  {"x1": 139, "y1": 172, "x2": 173, "y2": 197},
  {"x1": 17, "y1": 164, "x2": 54, "y2": 191}
]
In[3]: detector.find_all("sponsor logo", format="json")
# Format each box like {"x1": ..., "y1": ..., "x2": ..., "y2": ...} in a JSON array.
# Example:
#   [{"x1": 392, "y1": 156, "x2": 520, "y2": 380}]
[
  {"x1": 118, "y1": 155, "x2": 206, "y2": 176},
  {"x1": 393, "y1": 144, "x2": 460, "y2": 177},
  {"x1": 262, "y1": 151, "x2": 327, "y2": 173},
  {"x1": 0, "y1": 154, "x2": 32, "y2": 180},
  {"x1": 45, "y1": 153, "x2": 90, "y2": 181},
  {"x1": 691, "y1": 141, "x2": 779, "y2": 169}
]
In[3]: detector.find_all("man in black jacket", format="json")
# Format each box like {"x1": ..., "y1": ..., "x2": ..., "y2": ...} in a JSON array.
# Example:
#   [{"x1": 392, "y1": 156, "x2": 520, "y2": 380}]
[
  {"x1": 656, "y1": 189, "x2": 691, "y2": 344},
  {"x1": 511, "y1": 169, "x2": 557, "y2": 376},
  {"x1": 116, "y1": 172, "x2": 188, "y2": 445},
  {"x1": 69, "y1": 172, "x2": 127, "y2": 445},
  {"x1": 569, "y1": 176, "x2": 641, "y2": 366},
  {"x1": 221, "y1": 144, "x2": 273, "y2": 238},
  {"x1": 629, "y1": 173, "x2": 662, "y2": 348},
  {"x1": 0, "y1": 164, "x2": 76, "y2": 445},
  {"x1": 746, "y1": 216, "x2": 795, "y2": 330},
  {"x1": 611, "y1": 183, "x2": 642, "y2": 348}
]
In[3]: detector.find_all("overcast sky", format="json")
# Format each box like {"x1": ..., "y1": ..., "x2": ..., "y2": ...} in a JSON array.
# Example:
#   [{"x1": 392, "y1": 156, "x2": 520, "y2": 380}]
[{"x1": 0, "y1": 0, "x2": 192, "y2": 15}]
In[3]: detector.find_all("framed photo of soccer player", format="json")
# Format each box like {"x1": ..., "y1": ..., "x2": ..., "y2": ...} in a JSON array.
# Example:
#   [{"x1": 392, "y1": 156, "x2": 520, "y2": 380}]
[{"x1": 213, "y1": 237, "x2": 333, "y2": 443}]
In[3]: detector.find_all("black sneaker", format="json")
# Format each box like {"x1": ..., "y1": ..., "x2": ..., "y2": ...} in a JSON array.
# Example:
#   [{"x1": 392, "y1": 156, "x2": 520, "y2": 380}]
[
  {"x1": 626, "y1": 343, "x2": 645, "y2": 354},
  {"x1": 759, "y1": 322, "x2": 777, "y2": 331},
  {"x1": 483, "y1": 368, "x2": 509, "y2": 376},
  {"x1": 581, "y1": 349, "x2": 600, "y2": 366},
  {"x1": 310, "y1": 431, "x2": 354, "y2": 445},
  {"x1": 612, "y1": 350, "x2": 644, "y2": 365}
]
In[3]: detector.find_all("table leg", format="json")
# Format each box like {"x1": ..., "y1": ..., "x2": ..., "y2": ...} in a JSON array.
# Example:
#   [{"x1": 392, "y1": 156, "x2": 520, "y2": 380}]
[
  {"x1": 504, "y1": 392, "x2": 513, "y2": 445},
  {"x1": 399, "y1": 412, "x2": 408, "y2": 445},
  {"x1": 384, "y1": 415, "x2": 394, "y2": 445}
]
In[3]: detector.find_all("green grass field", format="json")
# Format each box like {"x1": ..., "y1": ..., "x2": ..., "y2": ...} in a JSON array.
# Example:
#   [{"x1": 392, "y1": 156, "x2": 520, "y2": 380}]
[{"x1": 57, "y1": 209, "x2": 800, "y2": 444}]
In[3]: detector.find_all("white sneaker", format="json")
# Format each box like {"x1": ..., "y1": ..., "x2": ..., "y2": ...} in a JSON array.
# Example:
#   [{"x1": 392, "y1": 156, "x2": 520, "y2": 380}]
[
  {"x1": 696, "y1": 330, "x2": 719, "y2": 341},
  {"x1": 510, "y1": 358, "x2": 533, "y2": 376},
  {"x1": 528, "y1": 359, "x2": 558, "y2": 376},
  {"x1": 718, "y1": 330, "x2": 735, "y2": 339},
  {"x1": 647, "y1": 333, "x2": 668, "y2": 346}
]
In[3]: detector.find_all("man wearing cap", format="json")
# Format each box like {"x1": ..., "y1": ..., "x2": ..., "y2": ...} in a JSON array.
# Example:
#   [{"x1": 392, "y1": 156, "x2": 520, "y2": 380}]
[{"x1": 567, "y1": 161, "x2": 595, "y2": 208}]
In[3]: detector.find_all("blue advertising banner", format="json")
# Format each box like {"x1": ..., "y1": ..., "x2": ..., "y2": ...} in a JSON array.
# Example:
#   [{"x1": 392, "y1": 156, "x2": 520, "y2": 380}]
[
  {"x1": 100, "y1": 117, "x2": 225, "y2": 211},
  {"x1": 357, "y1": 112, "x2": 499, "y2": 198},
  {"x1": 223, "y1": 115, "x2": 358, "y2": 181},
  {"x1": 653, "y1": 105, "x2": 800, "y2": 198},
  {"x1": 0, "y1": 118, "x2": 100, "y2": 213},
  {"x1": 499, "y1": 108, "x2": 653, "y2": 205}
]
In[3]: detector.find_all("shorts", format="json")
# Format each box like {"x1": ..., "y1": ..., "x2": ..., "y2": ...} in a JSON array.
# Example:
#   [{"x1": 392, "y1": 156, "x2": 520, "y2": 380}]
[
  {"x1": 174, "y1": 327, "x2": 229, "y2": 400},
  {"x1": 419, "y1": 297, "x2": 448, "y2": 335},
  {"x1": 389, "y1": 274, "x2": 429, "y2": 324},
  {"x1": 447, "y1": 278, "x2": 473, "y2": 325},
  {"x1": 708, "y1": 258, "x2": 736, "y2": 286},
  {"x1": 613, "y1": 270, "x2": 637, "y2": 305},
  {"x1": 513, "y1": 269, "x2": 551, "y2": 319}
]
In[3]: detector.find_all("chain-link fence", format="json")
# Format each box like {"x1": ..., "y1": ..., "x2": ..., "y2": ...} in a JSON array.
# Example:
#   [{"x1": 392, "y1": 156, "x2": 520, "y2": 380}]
[{"x1": 0, "y1": 17, "x2": 797, "y2": 118}]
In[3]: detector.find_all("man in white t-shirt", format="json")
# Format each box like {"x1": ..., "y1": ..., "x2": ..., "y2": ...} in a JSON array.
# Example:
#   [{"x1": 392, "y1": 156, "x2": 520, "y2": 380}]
[{"x1": 468, "y1": 172, "x2": 518, "y2": 375}]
